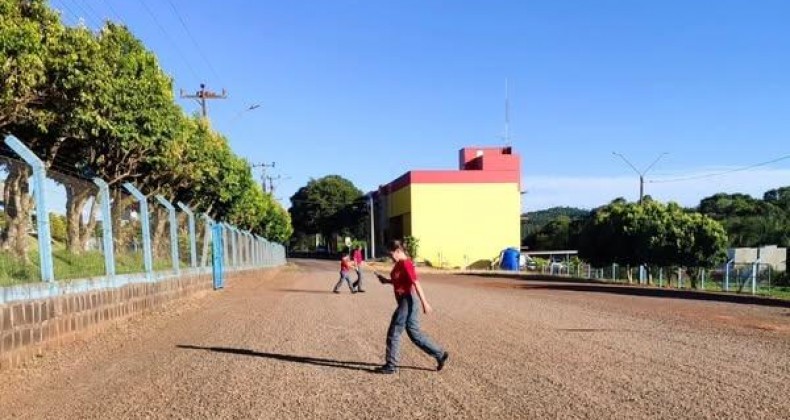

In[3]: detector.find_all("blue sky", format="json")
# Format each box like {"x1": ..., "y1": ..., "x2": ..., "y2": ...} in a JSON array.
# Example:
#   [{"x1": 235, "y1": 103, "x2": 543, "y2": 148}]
[{"x1": 51, "y1": 0, "x2": 790, "y2": 211}]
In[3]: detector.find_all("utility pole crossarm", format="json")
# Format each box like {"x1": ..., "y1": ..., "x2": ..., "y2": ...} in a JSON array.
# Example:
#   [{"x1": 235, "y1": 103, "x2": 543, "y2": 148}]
[{"x1": 179, "y1": 83, "x2": 227, "y2": 118}]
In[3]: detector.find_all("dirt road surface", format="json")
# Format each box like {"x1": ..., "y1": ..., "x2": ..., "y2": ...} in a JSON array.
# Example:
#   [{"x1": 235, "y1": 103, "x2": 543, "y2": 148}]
[{"x1": 1, "y1": 260, "x2": 789, "y2": 419}]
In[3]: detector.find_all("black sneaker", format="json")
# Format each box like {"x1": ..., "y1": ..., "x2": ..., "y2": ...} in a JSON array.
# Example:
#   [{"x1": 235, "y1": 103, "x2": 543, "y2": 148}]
[
  {"x1": 357, "y1": 289, "x2": 366, "y2": 293},
  {"x1": 373, "y1": 365, "x2": 397, "y2": 374},
  {"x1": 437, "y1": 352, "x2": 449, "y2": 372},
  {"x1": 332, "y1": 290, "x2": 340, "y2": 294}
]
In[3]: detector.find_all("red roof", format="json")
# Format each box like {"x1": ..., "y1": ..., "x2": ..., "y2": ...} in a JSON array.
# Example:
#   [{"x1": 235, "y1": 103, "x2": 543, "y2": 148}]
[{"x1": 379, "y1": 146, "x2": 521, "y2": 195}]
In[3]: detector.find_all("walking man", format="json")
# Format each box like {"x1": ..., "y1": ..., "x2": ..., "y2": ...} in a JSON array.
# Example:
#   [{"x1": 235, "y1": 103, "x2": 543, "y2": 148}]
[
  {"x1": 373, "y1": 240, "x2": 449, "y2": 374},
  {"x1": 333, "y1": 251, "x2": 356, "y2": 294},
  {"x1": 352, "y1": 245, "x2": 365, "y2": 292}
]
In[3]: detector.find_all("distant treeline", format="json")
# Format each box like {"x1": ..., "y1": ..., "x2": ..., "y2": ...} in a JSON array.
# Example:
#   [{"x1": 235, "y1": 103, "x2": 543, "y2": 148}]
[{"x1": 522, "y1": 186, "x2": 790, "y2": 252}]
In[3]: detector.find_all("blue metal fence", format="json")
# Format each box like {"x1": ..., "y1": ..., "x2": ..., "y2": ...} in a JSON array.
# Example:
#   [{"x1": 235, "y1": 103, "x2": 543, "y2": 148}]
[{"x1": 0, "y1": 136, "x2": 287, "y2": 304}]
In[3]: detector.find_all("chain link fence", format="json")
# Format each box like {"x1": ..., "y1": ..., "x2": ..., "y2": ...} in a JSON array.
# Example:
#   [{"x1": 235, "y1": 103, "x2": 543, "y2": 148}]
[
  {"x1": 518, "y1": 256, "x2": 787, "y2": 298},
  {"x1": 0, "y1": 137, "x2": 288, "y2": 304},
  {"x1": 0, "y1": 155, "x2": 41, "y2": 286}
]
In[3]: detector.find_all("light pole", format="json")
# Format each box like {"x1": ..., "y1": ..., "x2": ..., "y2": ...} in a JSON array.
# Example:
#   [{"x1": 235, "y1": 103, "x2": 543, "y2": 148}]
[
  {"x1": 368, "y1": 193, "x2": 375, "y2": 259},
  {"x1": 612, "y1": 152, "x2": 668, "y2": 204},
  {"x1": 226, "y1": 103, "x2": 261, "y2": 128}
]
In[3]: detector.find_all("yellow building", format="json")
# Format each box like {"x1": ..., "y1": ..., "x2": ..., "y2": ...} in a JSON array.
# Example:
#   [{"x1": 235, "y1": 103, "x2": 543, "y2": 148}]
[{"x1": 372, "y1": 146, "x2": 521, "y2": 269}]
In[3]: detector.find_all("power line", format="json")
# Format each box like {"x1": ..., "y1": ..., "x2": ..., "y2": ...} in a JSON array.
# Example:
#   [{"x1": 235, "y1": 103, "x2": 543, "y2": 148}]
[
  {"x1": 59, "y1": 0, "x2": 99, "y2": 27},
  {"x1": 51, "y1": 0, "x2": 80, "y2": 24},
  {"x1": 98, "y1": 0, "x2": 125, "y2": 24},
  {"x1": 137, "y1": 0, "x2": 202, "y2": 83},
  {"x1": 163, "y1": 0, "x2": 223, "y2": 84},
  {"x1": 74, "y1": 0, "x2": 107, "y2": 26},
  {"x1": 649, "y1": 153, "x2": 790, "y2": 184}
]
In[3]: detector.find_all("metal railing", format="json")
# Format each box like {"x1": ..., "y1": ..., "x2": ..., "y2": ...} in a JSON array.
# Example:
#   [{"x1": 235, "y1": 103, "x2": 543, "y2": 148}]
[{"x1": 0, "y1": 137, "x2": 286, "y2": 304}]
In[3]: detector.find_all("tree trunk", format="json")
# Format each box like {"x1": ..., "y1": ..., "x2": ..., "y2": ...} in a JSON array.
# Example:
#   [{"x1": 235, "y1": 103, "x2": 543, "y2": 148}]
[
  {"x1": 80, "y1": 197, "x2": 100, "y2": 252},
  {"x1": 151, "y1": 208, "x2": 168, "y2": 260},
  {"x1": 1, "y1": 164, "x2": 32, "y2": 261},
  {"x1": 65, "y1": 185, "x2": 91, "y2": 254},
  {"x1": 111, "y1": 190, "x2": 133, "y2": 250},
  {"x1": 0, "y1": 165, "x2": 21, "y2": 251}
]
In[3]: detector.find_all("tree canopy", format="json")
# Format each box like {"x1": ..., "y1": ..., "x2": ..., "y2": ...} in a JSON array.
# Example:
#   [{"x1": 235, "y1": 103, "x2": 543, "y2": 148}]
[
  {"x1": 288, "y1": 175, "x2": 366, "y2": 249},
  {"x1": 576, "y1": 199, "x2": 728, "y2": 268},
  {"x1": 698, "y1": 189, "x2": 790, "y2": 248},
  {"x1": 0, "y1": 0, "x2": 292, "y2": 259}
]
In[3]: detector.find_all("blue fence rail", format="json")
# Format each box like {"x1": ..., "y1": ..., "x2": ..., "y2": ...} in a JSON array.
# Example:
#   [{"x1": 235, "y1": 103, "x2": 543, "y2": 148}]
[{"x1": 0, "y1": 136, "x2": 286, "y2": 304}]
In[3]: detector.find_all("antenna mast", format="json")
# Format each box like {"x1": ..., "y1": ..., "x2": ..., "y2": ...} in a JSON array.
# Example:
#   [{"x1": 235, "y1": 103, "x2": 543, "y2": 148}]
[{"x1": 504, "y1": 78, "x2": 511, "y2": 146}]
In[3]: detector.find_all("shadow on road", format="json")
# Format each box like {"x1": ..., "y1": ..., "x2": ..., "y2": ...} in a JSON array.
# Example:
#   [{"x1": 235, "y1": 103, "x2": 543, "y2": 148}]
[
  {"x1": 515, "y1": 283, "x2": 790, "y2": 308},
  {"x1": 272, "y1": 289, "x2": 337, "y2": 294},
  {"x1": 176, "y1": 345, "x2": 434, "y2": 372},
  {"x1": 557, "y1": 328, "x2": 639, "y2": 333}
]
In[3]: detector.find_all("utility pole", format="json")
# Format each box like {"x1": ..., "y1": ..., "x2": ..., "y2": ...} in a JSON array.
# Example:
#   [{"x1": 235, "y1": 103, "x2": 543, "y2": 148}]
[
  {"x1": 180, "y1": 83, "x2": 227, "y2": 118},
  {"x1": 252, "y1": 162, "x2": 275, "y2": 192},
  {"x1": 264, "y1": 174, "x2": 290, "y2": 196},
  {"x1": 368, "y1": 193, "x2": 375, "y2": 259},
  {"x1": 612, "y1": 152, "x2": 668, "y2": 204}
]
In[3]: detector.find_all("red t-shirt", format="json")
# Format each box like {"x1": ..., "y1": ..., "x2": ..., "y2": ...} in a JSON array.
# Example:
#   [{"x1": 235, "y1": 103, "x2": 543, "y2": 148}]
[
  {"x1": 390, "y1": 259, "x2": 418, "y2": 296},
  {"x1": 340, "y1": 257, "x2": 352, "y2": 272},
  {"x1": 353, "y1": 249, "x2": 363, "y2": 265}
]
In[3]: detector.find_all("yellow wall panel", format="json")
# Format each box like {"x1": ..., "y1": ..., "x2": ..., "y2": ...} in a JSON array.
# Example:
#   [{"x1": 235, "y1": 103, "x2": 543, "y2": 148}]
[
  {"x1": 388, "y1": 186, "x2": 411, "y2": 218},
  {"x1": 409, "y1": 183, "x2": 520, "y2": 268}
]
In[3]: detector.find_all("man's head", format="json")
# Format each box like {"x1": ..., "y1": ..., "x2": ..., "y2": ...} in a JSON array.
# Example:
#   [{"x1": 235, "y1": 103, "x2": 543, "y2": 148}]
[{"x1": 387, "y1": 240, "x2": 408, "y2": 262}]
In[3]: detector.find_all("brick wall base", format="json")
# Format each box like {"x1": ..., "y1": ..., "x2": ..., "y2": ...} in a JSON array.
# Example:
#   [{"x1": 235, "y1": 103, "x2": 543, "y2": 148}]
[{"x1": 0, "y1": 271, "x2": 243, "y2": 371}]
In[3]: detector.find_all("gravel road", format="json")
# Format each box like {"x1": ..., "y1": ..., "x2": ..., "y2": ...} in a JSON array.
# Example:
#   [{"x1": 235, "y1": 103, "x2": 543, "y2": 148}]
[{"x1": 1, "y1": 259, "x2": 789, "y2": 419}]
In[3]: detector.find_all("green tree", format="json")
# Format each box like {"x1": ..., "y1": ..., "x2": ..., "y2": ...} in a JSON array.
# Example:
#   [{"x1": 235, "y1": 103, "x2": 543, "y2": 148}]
[
  {"x1": 578, "y1": 199, "x2": 728, "y2": 277},
  {"x1": 697, "y1": 191, "x2": 788, "y2": 248},
  {"x1": 289, "y1": 175, "x2": 364, "y2": 250}
]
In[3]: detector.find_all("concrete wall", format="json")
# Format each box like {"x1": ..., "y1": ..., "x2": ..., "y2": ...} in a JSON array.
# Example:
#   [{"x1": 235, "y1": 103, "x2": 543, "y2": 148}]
[
  {"x1": 410, "y1": 183, "x2": 520, "y2": 268},
  {"x1": 0, "y1": 271, "x2": 245, "y2": 370},
  {"x1": 729, "y1": 245, "x2": 787, "y2": 271}
]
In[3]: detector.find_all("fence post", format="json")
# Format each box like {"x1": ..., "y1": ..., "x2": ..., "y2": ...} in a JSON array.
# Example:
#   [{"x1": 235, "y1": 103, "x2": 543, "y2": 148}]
[
  {"x1": 701, "y1": 268, "x2": 706, "y2": 290},
  {"x1": 5, "y1": 136, "x2": 55, "y2": 282},
  {"x1": 243, "y1": 231, "x2": 250, "y2": 266},
  {"x1": 92, "y1": 178, "x2": 116, "y2": 280},
  {"x1": 255, "y1": 235, "x2": 260, "y2": 265},
  {"x1": 725, "y1": 259, "x2": 732, "y2": 292},
  {"x1": 212, "y1": 222, "x2": 225, "y2": 289},
  {"x1": 200, "y1": 214, "x2": 213, "y2": 268},
  {"x1": 177, "y1": 202, "x2": 197, "y2": 268},
  {"x1": 220, "y1": 223, "x2": 230, "y2": 267},
  {"x1": 659, "y1": 267, "x2": 663, "y2": 287},
  {"x1": 123, "y1": 183, "x2": 153, "y2": 281},
  {"x1": 751, "y1": 260, "x2": 759, "y2": 295},
  {"x1": 612, "y1": 263, "x2": 617, "y2": 281},
  {"x1": 155, "y1": 196, "x2": 180, "y2": 275},
  {"x1": 247, "y1": 232, "x2": 254, "y2": 266},
  {"x1": 227, "y1": 225, "x2": 238, "y2": 268}
]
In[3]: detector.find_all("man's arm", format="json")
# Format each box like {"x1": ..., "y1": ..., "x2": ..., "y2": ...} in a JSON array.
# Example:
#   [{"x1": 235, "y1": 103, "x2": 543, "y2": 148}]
[
  {"x1": 414, "y1": 281, "x2": 433, "y2": 314},
  {"x1": 375, "y1": 272, "x2": 391, "y2": 284}
]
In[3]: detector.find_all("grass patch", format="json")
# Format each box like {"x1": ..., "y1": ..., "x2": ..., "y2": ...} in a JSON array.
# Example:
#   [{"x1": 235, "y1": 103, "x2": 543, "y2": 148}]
[{"x1": 1, "y1": 248, "x2": 186, "y2": 287}]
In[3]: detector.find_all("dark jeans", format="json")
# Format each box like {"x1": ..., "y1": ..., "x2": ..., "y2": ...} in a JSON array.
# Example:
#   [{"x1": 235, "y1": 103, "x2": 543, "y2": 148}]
[
  {"x1": 385, "y1": 292, "x2": 444, "y2": 367},
  {"x1": 352, "y1": 268, "x2": 363, "y2": 291},
  {"x1": 333, "y1": 271, "x2": 354, "y2": 292}
]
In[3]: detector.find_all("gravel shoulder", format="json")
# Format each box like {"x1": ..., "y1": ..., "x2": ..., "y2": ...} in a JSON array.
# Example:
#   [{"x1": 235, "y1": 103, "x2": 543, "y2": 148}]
[{"x1": 1, "y1": 260, "x2": 788, "y2": 419}]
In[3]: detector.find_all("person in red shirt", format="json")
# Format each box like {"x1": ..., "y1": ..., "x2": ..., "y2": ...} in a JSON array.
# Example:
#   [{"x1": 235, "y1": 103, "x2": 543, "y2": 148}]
[
  {"x1": 332, "y1": 252, "x2": 356, "y2": 294},
  {"x1": 373, "y1": 240, "x2": 449, "y2": 374},
  {"x1": 351, "y1": 245, "x2": 365, "y2": 293}
]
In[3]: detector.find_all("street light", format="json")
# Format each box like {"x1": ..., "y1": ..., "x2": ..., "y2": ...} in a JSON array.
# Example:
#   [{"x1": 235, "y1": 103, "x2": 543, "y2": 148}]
[
  {"x1": 612, "y1": 152, "x2": 668, "y2": 204},
  {"x1": 226, "y1": 103, "x2": 262, "y2": 127}
]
